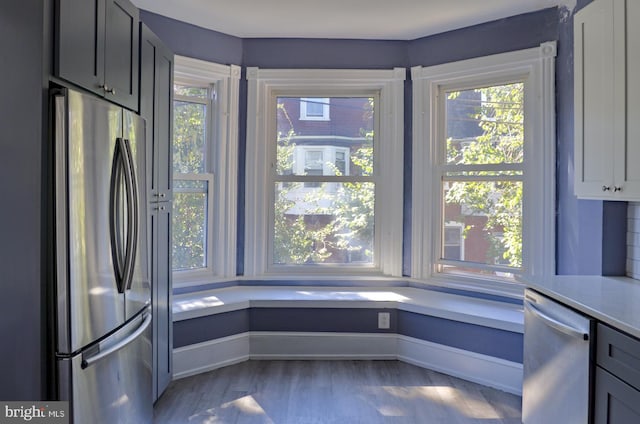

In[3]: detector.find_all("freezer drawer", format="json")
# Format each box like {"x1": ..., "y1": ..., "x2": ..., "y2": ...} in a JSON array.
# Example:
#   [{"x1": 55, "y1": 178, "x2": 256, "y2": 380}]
[
  {"x1": 58, "y1": 311, "x2": 152, "y2": 424},
  {"x1": 522, "y1": 289, "x2": 593, "y2": 424}
]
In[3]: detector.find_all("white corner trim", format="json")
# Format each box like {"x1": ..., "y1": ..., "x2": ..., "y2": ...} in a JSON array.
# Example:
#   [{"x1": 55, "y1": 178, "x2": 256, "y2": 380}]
[
  {"x1": 172, "y1": 333, "x2": 250, "y2": 380},
  {"x1": 172, "y1": 332, "x2": 522, "y2": 395}
]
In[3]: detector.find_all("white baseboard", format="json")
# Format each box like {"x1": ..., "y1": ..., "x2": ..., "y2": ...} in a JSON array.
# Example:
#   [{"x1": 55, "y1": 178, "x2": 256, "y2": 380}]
[
  {"x1": 250, "y1": 332, "x2": 397, "y2": 360},
  {"x1": 172, "y1": 332, "x2": 523, "y2": 395},
  {"x1": 172, "y1": 333, "x2": 250, "y2": 380},
  {"x1": 397, "y1": 335, "x2": 523, "y2": 395}
]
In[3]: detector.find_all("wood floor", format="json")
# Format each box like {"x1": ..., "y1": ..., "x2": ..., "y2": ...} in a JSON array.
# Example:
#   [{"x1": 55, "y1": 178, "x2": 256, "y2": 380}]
[{"x1": 154, "y1": 360, "x2": 522, "y2": 423}]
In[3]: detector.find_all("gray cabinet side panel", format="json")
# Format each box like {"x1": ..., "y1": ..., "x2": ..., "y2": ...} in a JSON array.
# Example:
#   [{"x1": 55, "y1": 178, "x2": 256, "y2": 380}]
[{"x1": 0, "y1": 0, "x2": 46, "y2": 400}]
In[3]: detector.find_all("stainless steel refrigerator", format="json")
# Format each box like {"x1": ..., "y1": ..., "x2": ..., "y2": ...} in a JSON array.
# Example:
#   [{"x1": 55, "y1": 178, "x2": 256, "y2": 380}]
[{"x1": 53, "y1": 87, "x2": 152, "y2": 423}]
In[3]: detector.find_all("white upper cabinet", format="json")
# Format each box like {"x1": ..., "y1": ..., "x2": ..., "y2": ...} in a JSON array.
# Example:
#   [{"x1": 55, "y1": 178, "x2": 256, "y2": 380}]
[{"x1": 574, "y1": 0, "x2": 640, "y2": 200}]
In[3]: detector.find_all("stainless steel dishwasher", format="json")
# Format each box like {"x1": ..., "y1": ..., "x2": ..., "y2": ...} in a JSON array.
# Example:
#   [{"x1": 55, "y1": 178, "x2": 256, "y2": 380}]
[{"x1": 522, "y1": 288, "x2": 594, "y2": 424}]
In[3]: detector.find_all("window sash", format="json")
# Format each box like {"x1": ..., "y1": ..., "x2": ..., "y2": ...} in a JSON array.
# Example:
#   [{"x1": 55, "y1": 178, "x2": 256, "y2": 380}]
[
  {"x1": 172, "y1": 81, "x2": 214, "y2": 277},
  {"x1": 172, "y1": 173, "x2": 215, "y2": 279},
  {"x1": 271, "y1": 94, "x2": 379, "y2": 269}
]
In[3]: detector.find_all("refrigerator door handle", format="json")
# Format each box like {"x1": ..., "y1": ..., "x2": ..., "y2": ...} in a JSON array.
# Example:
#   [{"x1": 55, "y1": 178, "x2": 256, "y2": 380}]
[
  {"x1": 122, "y1": 138, "x2": 139, "y2": 291},
  {"x1": 54, "y1": 91, "x2": 70, "y2": 352},
  {"x1": 109, "y1": 138, "x2": 127, "y2": 293},
  {"x1": 524, "y1": 301, "x2": 589, "y2": 341},
  {"x1": 81, "y1": 312, "x2": 152, "y2": 369}
]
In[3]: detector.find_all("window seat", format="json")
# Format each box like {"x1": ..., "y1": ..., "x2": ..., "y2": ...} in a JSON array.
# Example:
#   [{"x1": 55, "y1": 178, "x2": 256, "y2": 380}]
[
  {"x1": 173, "y1": 285, "x2": 523, "y2": 333},
  {"x1": 171, "y1": 285, "x2": 524, "y2": 394}
]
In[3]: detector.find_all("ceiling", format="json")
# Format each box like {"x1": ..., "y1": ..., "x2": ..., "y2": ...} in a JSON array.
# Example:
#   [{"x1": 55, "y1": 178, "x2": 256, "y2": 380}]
[{"x1": 132, "y1": 0, "x2": 573, "y2": 41}]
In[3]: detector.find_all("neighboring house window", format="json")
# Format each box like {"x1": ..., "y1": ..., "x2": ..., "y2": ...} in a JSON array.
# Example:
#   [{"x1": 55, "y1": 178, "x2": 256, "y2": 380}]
[
  {"x1": 245, "y1": 68, "x2": 405, "y2": 277},
  {"x1": 303, "y1": 149, "x2": 323, "y2": 187},
  {"x1": 172, "y1": 56, "x2": 240, "y2": 287},
  {"x1": 300, "y1": 97, "x2": 330, "y2": 120},
  {"x1": 411, "y1": 42, "x2": 556, "y2": 296},
  {"x1": 443, "y1": 223, "x2": 464, "y2": 261}
]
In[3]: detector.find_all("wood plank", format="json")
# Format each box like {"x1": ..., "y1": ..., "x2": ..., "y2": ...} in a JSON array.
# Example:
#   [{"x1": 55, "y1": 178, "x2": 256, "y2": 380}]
[{"x1": 154, "y1": 360, "x2": 522, "y2": 423}]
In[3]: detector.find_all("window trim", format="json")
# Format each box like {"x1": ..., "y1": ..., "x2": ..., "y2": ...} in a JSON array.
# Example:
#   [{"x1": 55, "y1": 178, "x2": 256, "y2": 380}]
[
  {"x1": 245, "y1": 67, "x2": 405, "y2": 277},
  {"x1": 411, "y1": 42, "x2": 557, "y2": 297},
  {"x1": 172, "y1": 56, "x2": 240, "y2": 288}
]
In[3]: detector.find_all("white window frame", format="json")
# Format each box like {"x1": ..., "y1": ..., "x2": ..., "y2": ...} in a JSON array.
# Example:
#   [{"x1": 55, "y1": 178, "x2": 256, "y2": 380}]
[
  {"x1": 172, "y1": 56, "x2": 240, "y2": 288},
  {"x1": 300, "y1": 97, "x2": 330, "y2": 120},
  {"x1": 245, "y1": 67, "x2": 405, "y2": 277},
  {"x1": 411, "y1": 42, "x2": 556, "y2": 298}
]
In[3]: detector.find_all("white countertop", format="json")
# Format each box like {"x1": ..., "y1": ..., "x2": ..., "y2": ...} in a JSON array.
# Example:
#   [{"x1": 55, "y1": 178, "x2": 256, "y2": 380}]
[
  {"x1": 172, "y1": 286, "x2": 524, "y2": 333},
  {"x1": 525, "y1": 275, "x2": 640, "y2": 338}
]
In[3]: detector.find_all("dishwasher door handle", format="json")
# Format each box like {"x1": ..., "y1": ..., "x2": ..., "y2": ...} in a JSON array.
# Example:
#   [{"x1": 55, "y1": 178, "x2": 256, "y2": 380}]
[{"x1": 525, "y1": 301, "x2": 589, "y2": 341}]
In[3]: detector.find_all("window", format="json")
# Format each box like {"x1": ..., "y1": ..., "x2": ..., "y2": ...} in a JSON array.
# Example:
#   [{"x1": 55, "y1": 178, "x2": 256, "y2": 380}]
[
  {"x1": 440, "y1": 82, "x2": 524, "y2": 277},
  {"x1": 172, "y1": 84, "x2": 212, "y2": 272},
  {"x1": 172, "y1": 56, "x2": 240, "y2": 286},
  {"x1": 300, "y1": 97, "x2": 330, "y2": 120},
  {"x1": 443, "y1": 223, "x2": 464, "y2": 261},
  {"x1": 245, "y1": 68, "x2": 405, "y2": 277},
  {"x1": 411, "y1": 42, "x2": 556, "y2": 296}
]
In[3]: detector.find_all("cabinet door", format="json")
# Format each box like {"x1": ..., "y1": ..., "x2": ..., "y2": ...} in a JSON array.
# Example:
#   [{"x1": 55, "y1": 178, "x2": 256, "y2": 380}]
[
  {"x1": 615, "y1": 0, "x2": 640, "y2": 198},
  {"x1": 150, "y1": 203, "x2": 172, "y2": 401},
  {"x1": 140, "y1": 24, "x2": 173, "y2": 202},
  {"x1": 56, "y1": 0, "x2": 105, "y2": 95},
  {"x1": 574, "y1": 0, "x2": 615, "y2": 198},
  {"x1": 104, "y1": 0, "x2": 139, "y2": 111},
  {"x1": 597, "y1": 323, "x2": 640, "y2": 391},
  {"x1": 594, "y1": 367, "x2": 640, "y2": 424},
  {"x1": 155, "y1": 42, "x2": 174, "y2": 201}
]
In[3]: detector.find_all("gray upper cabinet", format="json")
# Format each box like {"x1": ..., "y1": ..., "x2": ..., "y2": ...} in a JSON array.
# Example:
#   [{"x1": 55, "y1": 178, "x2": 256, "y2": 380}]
[
  {"x1": 56, "y1": 0, "x2": 139, "y2": 111},
  {"x1": 140, "y1": 24, "x2": 173, "y2": 202}
]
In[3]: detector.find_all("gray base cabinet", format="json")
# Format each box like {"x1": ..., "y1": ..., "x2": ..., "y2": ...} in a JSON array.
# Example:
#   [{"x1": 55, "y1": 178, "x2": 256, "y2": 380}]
[
  {"x1": 594, "y1": 367, "x2": 640, "y2": 423},
  {"x1": 140, "y1": 23, "x2": 174, "y2": 401},
  {"x1": 594, "y1": 323, "x2": 640, "y2": 423},
  {"x1": 149, "y1": 203, "x2": 172, "y2": 402},
  {"x1": 56, "y1": 0, "x2": 139, "y2": 111}
]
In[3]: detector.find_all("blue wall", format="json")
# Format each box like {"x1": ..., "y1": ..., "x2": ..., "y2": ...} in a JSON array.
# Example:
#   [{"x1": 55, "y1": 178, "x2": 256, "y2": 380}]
[{"x1": 141, "y1": 2, "x2": 618, "y2": 278}]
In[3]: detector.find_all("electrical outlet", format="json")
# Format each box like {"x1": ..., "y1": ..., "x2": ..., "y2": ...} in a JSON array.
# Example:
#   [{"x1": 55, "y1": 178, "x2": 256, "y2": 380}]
[{"x1": 378, "y1": 312, "x2": 390, "y2": 329}]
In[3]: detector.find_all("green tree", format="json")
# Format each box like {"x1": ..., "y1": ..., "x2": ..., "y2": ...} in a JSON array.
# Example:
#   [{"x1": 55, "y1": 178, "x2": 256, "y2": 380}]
[
  {"x1": 172, "y1": 89, "x2": 208, "y2": 270},
  {"x1": 273, "y1": 98, "x2": 375, "y2": 264},
  {"x1": 445, "y1": 83, "x2": 524, "y2": 268},
  {"x1": 273, "y1": 103, "x2": 334, "y2": 264}
]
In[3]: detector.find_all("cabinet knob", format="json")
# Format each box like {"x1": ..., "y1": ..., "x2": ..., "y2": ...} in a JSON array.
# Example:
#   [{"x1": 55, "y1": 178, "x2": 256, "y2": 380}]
[
  {"x1": 602, "y1": 186, "x2": 611, "y2": 191},
  {"x1": 614, "y1": 186, "x2": 622, "y2": 192},
  {"x1": 99, "y1": 84, "x2": 115, "y2": 94},
  {"x1": 159, "y1": 193, "x2": 166, "y2": 198}
]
